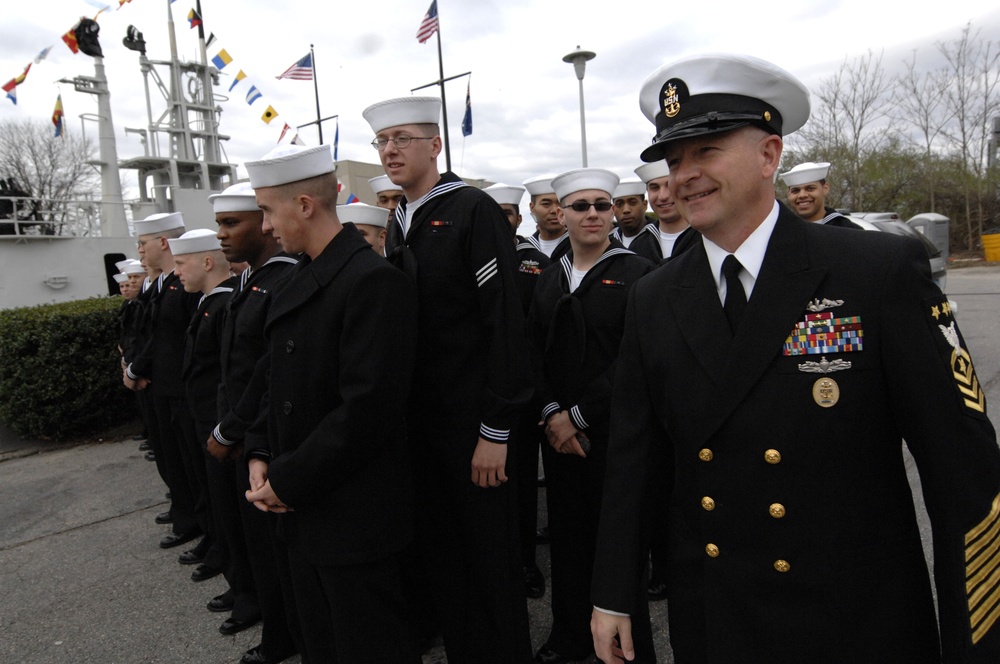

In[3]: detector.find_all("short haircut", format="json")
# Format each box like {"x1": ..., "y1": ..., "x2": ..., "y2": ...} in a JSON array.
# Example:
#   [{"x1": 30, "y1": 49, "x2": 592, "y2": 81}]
[{"x1": 270, "y1": 171, "x2": 340, "y2": 212}]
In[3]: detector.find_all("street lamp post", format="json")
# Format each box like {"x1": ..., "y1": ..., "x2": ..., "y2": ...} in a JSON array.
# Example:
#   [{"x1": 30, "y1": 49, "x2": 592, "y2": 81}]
[{"x1": 563, "y1": 46, "x2": 596, "y2": 168}]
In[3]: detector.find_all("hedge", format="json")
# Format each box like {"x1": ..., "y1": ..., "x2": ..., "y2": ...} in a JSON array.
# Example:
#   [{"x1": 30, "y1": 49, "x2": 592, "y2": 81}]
[{"x1": 0, "y1": 296, "x2": 135, "y2": 440}]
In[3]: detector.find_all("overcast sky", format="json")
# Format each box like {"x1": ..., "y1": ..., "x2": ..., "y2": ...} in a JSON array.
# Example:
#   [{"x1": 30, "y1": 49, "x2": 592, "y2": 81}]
[{"x1": 3, "y1": 0, "x2": 1000, "y2": 233}]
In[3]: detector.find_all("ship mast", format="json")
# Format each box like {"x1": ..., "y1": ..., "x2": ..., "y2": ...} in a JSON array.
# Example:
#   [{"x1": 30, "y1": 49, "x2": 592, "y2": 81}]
[{"x1": 119, "y1": 0, "x2": 235, "y2": 216}]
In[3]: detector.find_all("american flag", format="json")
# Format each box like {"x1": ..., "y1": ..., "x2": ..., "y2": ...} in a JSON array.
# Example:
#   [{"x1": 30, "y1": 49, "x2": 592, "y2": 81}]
[
  {"x1": 416, "y1": 1, "x2": 439, "y2": 44},
  {"x1": 276, "y1": 53, "x2": 313, "y2": 81}
]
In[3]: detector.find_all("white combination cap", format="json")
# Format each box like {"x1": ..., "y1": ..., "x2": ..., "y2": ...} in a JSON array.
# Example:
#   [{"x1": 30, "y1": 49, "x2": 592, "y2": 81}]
[
  {"x1": 338, "y1": 203, "x2": 389, "y2": 229},
  {"x1": 779, "y1": 161, "x2": 831, "y2": 187},
  {"x1": 368, "y1": 174, "x2": 403, "y2": 195},
  {"x1": 613, "y1": 178, "x2": 646, "y2": 199},
  {"x1": 245, "y1": 144, "x2": 335, "y2": 189},
  {"x1": 551, "y1": 168, "x2": 620, "y2": 201},
  {"x1": 522, "y1": 174, "x2": 557, "y2": 196},
  {"x1": 134, "y1": 212, "x2": 185, "y2": 237},
  {"x1": 363, "y1": 96, "x2": 441, "y2": 134},
  {"x1": 634, "y1": 160, "x2": 670, "y2": 183},
  {"x1": 638, "y1": 53, "x2": 810, "y2": 162},
  {"x1": 483, "y1": 183, "x2": 526, "y2": 207},
  {"x1": 208, "y1": 181, "x2": 259, "y2": 213},
  {"x1": 167, "y1": 228, "x2": 222, "y2": 255}
]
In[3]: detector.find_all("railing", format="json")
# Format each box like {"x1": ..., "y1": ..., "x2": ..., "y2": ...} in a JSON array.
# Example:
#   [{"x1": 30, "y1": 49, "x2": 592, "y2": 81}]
[{"x1": 0, "y1": 195, "x2": 131, "y2": 239}]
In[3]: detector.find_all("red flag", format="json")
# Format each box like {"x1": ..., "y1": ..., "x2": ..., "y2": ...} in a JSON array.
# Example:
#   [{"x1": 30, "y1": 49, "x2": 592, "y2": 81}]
[
  {"x1": 62, "y1": 24, "x2": 81, "y2": 54},
  {"x1": 277, "y1": 123, "x2": 291, "y2": 143}
]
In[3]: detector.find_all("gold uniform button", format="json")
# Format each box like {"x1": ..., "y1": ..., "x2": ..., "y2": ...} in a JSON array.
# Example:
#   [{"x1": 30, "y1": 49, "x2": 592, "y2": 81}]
[
  {"x1": 705, "y1": 543, "x2": 719, "y2": 558},
  {"x1": 774, "y1": 559, "x2": 790, "y2": 573},
  {"x1": 764, "y1": 449, "x2": 781, "y2": 464},
  {"x1": 698, "y1": 448, "x2": 713, "y2": 462},
  {"x1": 769, "y1": 503, "x2": 786, "y2": 519},
  {"x1": 701, "y1": 496, "x2": 715, "y2": 511}
]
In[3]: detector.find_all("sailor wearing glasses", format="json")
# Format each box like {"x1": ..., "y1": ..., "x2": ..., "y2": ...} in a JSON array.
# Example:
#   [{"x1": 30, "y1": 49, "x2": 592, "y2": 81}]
[
  {"x1": 527, "y1": 168, "x2": 655, "y2": 664},
  {"x1": 363, "y1": 96, "x2": 533, "y2": 663}
]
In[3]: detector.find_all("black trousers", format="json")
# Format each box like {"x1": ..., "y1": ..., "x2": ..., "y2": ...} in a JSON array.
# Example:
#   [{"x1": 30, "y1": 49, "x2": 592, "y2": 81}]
[
  {"x1": 541, "y1": 438, "x2": 657, "y2": 662},
  {"x1": 239, "y1": 468, "x2": 303, "y2": 661},
  {"x1": 515, "y1": 411, "x2": 546, "y2": 569},
  {"x1": 408, "y1": 426, "x2": 533, "y2": 664},
  {"x1": 150, "y1": 393, "x2": 198, "y2": 535},
  {"x1": 196, "y1": 421, "x2": 259, "y2": 621},
  {"x1": 287, "y1": 550, "x2": 420, "y2": 663}
]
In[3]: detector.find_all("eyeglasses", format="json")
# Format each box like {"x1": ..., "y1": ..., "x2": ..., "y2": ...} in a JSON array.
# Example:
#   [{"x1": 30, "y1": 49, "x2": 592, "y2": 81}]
[
  {"x1": 562, "y1": 200, "x2": 613, "y2": 212},
  {"x1": 371, "y1": 135, "x2": 434, "y2": 151}
]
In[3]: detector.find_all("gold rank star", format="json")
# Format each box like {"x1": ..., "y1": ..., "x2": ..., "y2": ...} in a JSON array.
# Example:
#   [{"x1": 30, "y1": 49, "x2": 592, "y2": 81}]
[
  {"x1": 942, "y1": 301, "x2": 952, "y2": 316},
  {"x1": 931, "y1": 305, "x2": 941, "y2": 320}
]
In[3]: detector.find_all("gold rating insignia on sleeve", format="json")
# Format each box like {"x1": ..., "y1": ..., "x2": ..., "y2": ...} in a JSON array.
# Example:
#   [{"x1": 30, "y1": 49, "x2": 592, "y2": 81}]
[
  {"x1": 966, "y1": 492, "x2": 1000, "y2": 644},
  {"x1": 931, "y1": 304, "x2": 941, "y2": 320},
  {"x1": 940, "y1": 322, "x2": 986, "y2": 413}
]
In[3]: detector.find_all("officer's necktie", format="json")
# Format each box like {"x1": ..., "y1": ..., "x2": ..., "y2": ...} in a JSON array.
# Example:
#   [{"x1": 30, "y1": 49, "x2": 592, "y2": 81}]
[{"x1": 722, "y1": 254, "x2": 746, "y2": 333}]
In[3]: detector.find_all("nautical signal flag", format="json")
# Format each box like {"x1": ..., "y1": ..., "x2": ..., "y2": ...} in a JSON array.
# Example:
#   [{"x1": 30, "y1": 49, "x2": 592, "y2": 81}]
[
  {"x1": 228, "y1": 70, "x2": 246, "y2": 92},
  {"x1": 345, "y1": 193, "x2": 359, "y2": 204},
  {"x1": 245, "y1": 86, "x2": 261, "y2": 105},
  {"x1": 212, "y1": 49, "x2": 232, "y2": 70},
  {"x1": 34, "y1": 46, "x2": 52, "y2": 64},
  {"x1": 276, "y1": 53, "x2": 313, "y2": 81},
  {"x1": 53, "y1": 95, "x2": 65, "y2": 138},
  {"x1": 3, "y1": 63, "x2": 32, "y2": 105},
  {"x1": 462, "y1": 80, "x2": 472, "y2": 137},
  {"x1": 261, "y1": 106, "x2": 278, "y2": 124},
  {"x1": 416, "y1": 1, "x2": 439, "y2": 43},
  {"x1": 187, "y1": 9, "x2": 202, "y2": 30},
  {"x1": 62, "y1": 23, "x2": 80, "y2": 53},
  {"x1": 278, "y1": 123, "x2": 291, "y2": 143}
]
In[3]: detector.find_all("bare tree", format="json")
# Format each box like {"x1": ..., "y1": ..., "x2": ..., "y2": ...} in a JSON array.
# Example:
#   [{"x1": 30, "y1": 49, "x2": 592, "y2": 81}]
[
  {"x1": 793, "y1": 50, "x2": 898, "y2": 210},
  {"x1": 937, "y1": 22, "x2": 1000, "y2": 248},
  {"x1": 896, "y1": 52, "x2": 954, "y2": 212},
  {"x1": 0, "y1": 119, "x2": 100, "y2": 236}
]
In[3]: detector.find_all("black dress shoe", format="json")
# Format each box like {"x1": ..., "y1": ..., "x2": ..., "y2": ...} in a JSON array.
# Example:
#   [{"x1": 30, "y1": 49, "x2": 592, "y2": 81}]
[
  {"x1": 154, "y1": 511, "x2": 172, "y2": 525},
  {"x1": 138, "y1": 441, "x2": 151, "y2": 451},
  {"x1": 647, "y1": 580, "x2": 668, "y2": 601},
  {"x1": 144, "y1": 451, "x2": 156, "y2": 462},
  {"x1": 191, "y1": 564, "x2": 222, "y2": 582},
  {"x1": 178, "y1": 548, "x2": 205, "y2": 565},
  {"x1": 207, "y1": 593, "x2": 234, "y2": 613},
  {"x1": 219, "y1": 615, "x2": 260, "y2": 636},
  {"x1": 524, "y1": 564, "x2": 545, "y2": 599},
  {"x1": 535, "y1": 525, "x2": 550, "y2": 544},
  {"x1": 534, "y1": 644, "x2": 582, "y2": 664},
  {"x1": 241, "y1": 644, "x2": 295, "y2": 664},
  {"x1": 132, "y1": 433, "x2": 146, "y2": 441},
  {"x1": 159, "y1": 530, "x2": 201, "y2": 549}
]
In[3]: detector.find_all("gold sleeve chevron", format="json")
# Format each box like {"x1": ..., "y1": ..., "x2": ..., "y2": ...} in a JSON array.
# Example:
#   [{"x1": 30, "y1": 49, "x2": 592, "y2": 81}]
[{"x1": 966, "y1": 491, "x2": 1000, "y2": 644}]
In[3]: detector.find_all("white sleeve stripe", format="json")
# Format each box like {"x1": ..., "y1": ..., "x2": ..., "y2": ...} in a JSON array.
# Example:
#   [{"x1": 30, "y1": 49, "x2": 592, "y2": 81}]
[
  {"x1": 476, "y1": 257, "x2": 498, "y2": 277},
  {"x1": 570, "y1": 405, "x2": 589, "y2": 429},
  {"x1": 212, "y1": 424, "x2": 235, "y2": 446},
  {"x1": 480, "y1": 424, "x2": 510, "y2": 441},
  {"x1": 541, "y1": 402, "x2": 560, "y2": 420},
  {"x1": 477, "y1": 266, "x2": 498, "y2": 287}
]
